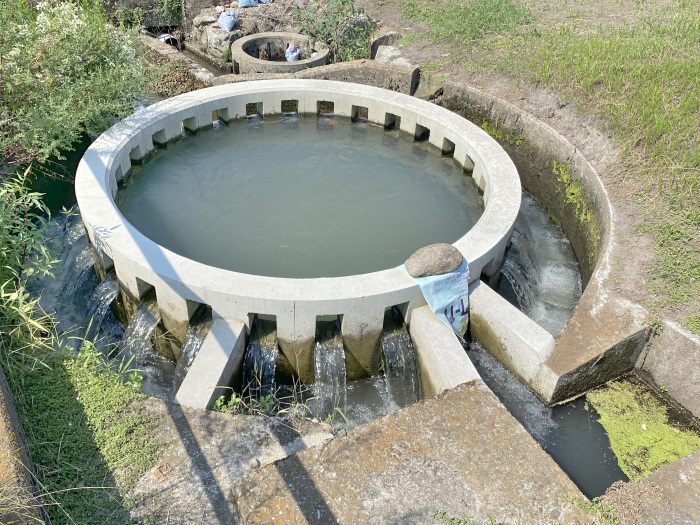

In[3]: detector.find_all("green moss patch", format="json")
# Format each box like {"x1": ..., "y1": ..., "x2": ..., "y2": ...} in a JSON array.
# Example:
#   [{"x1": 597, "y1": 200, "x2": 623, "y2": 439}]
[{"x1": 587, "y1": 377, "x2": 700, "y2": 481}]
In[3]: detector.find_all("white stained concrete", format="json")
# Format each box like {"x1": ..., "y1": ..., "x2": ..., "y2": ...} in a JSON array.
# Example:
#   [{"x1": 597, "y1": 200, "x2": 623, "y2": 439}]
[
  {"x1": 468, "y1": 280, "x2": 558, "y2": 397},
  {"x1": 174, "y1": 317, "x2": 246, "y2": 409},
  {"x1": 409, "y1": 305, "x2": 481, "y2": 397},
  {"x1": 75, "y1": 80, "x2": 521, "y2": 379}
]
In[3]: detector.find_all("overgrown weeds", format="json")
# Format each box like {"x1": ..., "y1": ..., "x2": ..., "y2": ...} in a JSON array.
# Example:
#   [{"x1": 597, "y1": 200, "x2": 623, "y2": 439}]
[
  {"x1": 296, "y1": 0, "x2": 373, "y2": 62},
  {"x1": 0, "y1": 174, "x2": 163, "y2": 522}
]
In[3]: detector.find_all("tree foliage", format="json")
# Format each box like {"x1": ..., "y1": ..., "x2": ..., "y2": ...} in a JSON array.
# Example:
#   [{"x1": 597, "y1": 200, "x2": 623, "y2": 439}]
[{"x1": 0, "y1": 0, "x2": 145, "y2": 173}]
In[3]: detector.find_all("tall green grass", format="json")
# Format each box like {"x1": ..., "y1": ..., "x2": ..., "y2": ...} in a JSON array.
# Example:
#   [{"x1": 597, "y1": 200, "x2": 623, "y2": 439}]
[
  {"x1": 529, "y1": 14, "x2": 700, "y2": 202},
  {"x1": 523, "y1": 6, "x2": 699, "y2": 329},
  {"x1": 400, "y1": 0, "x2": 531, "y2": 43}
]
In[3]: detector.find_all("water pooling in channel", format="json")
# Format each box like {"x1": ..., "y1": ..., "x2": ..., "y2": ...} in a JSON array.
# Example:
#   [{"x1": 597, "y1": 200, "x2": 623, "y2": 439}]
[
  {"x1": 467, "y1": 343, "x2": 627, "y2": 499},
  {"x1": 117, "y1": 116, "x2": 483, "y2": 278}
]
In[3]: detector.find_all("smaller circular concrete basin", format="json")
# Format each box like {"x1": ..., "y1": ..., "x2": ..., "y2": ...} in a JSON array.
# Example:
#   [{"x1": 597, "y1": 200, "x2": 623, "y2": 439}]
[{"x1": 232, "y1": 32, "x2": 329, "y2": 74}]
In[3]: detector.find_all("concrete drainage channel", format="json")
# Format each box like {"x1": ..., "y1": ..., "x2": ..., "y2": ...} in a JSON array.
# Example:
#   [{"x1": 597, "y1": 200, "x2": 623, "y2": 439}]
[{"x1": 45, "y1": 42, "x2": 700, "y2": 522}]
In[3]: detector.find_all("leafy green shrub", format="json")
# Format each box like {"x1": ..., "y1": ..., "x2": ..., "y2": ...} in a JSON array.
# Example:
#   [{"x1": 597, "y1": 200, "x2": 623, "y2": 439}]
[
  {"x1": 158, "y1": 0, "x2": 182, "y2": 23},
  {"x1": 296, "y1": 0, "x2": 373, "y2": 62},
  {"x1": 0, "y1": 0, "x2": 145, "y2": 172}
]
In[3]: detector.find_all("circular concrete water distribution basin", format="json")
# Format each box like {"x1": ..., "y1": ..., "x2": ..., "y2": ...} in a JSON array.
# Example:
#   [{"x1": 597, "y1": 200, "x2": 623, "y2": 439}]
[
  {"x1": 75, "y1": 80, "x2": 520, "y2": 383},
  {"x1": 232, "y1": 32, "x2": 329, "y2": 74}
]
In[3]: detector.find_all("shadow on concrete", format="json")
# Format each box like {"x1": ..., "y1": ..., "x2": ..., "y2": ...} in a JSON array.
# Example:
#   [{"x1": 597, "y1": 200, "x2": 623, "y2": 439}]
[
  {"x1": 271, "y1": 424, "x2": 339, "y2": 524},
  {"x1": 164, "y1": 402, "x2": 236, "y2": 523}
]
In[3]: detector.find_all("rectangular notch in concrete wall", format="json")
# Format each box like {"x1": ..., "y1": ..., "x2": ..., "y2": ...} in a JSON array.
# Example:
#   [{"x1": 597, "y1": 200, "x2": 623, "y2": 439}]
[
  {"x1": 414, "y1": 124, "x2": 430, "y2": 142},
  {"x1": 182, "y1": 116, "x2": 198, "y2": 133},
  {"x1": 246, "y1": 102, "x2": 263, "y2": 118},
  {"x1": 351, "y1": 105, "x2": 369, "y2": 122},
  {"x1": 387, "y1": 302, "x2": 410, "y2": 325},
  {"x1": 384, "y1": 112, "x2": 400, "y2": 130},
  {"x1": 442, "y1": 138, "x2": 456, "y2": 157},
  {"x1": 216, "y1": 107, "x2": 230, "y2": 122},
  {"x1": 463, "y1": 154, "x2": 475, "y2": 174},
  {"x1": 244, "y1": 313, "x2": 279, "y2": 392},
  {"x1": 317, "y1": 100, "x2": 334, "y2": 116},
  {"x1": 281, "y1": 99, "x2": 299, "y2": 116},
  {"x1": 152, "y1": 129, "x2": 168, "y2": 148}
]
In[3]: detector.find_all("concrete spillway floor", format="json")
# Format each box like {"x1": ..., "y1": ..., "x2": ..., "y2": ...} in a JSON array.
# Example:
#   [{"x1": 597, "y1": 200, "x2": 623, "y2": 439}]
[{"x1": 230, "y1": 381, "x2": 589, "y2": 524}]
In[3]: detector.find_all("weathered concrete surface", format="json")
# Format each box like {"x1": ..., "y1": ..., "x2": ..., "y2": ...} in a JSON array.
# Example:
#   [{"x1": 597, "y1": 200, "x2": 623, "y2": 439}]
[
  {"x1": 174, "y1": 317, "x2": 247, "y2": 409},
  {"x1": 129, "y1": 397, "x2": 333, "y2": 523},
  {"x1": 409, "y1": 306, "x2": 480, "y2": 396},
  {"x1": 405, "y1": 243, "x2": 463, "y2": 277},
  {"x1": 231, "y1": 381, "x2": 588, "y2": 524},
  {"x1": 212, "y1": 72, "x2": 294, "y2": 86},
  {"x1": 468, "y1": 279, "x2": 556, "y2": 398},
  {"x1": 374, "y1": 45, "x2": 415, "y2": 70},
  {"x1": 296, "y1": 59, "x2": 420, "y2": 95},
  {"x1": 637, "y1": 321, "x2": 700, "y2": 419},
  {"x1": 600, "y1": 449, "x2": 700, "y2": 525},
  {"x1": 439, "y1": 80, "x2": 608, "y2": 286},
  {"x1": 544, "y1": 283, "x2": 648, "y2": 404},
  {"x1": 0, "y1": 368, "x2": 44, "y2": 524}
]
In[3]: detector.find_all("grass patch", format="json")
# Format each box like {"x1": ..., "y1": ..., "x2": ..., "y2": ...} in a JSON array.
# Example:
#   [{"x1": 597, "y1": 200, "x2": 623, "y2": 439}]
[
  {"x1": 520, "y1": 4, "x2": 700, "y2": 322},
  {"x1": 399, "y1": 0, "x2": 531, "y2": 44},
  {"x1": 564, "y1": 495, "x2": 618, "y2": 525},
  {"x1": 587, "y1": 377, "x2": 700, "y2": 481},
  {"x1": 9, "y1": 341, "x2": 164, "y2": 523}
]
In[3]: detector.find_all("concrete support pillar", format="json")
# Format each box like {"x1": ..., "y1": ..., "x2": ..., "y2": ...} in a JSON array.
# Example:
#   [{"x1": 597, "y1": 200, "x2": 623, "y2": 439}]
[
  {"x1": 342, "y1": 309, "x2": 384, "y2": 376},
  {"x1": 114, "y1": 264, "x2": 150, "y2": 304},
  {"x1": 468, "y1": 280, "x2": 556, "y2": 394},
  {"x1": 174, "y1": 317, "x2": 247, "y2": 409},
  {"x1": 277, "y1": 312, "x2": 316, "y2": 384},
  {"x1": 155, "y1": 284, "x2": 198, "y2": 344}
]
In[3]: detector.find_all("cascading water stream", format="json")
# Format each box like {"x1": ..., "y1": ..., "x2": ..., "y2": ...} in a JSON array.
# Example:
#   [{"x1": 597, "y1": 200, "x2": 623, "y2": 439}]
[
  {"x1": 313, "y1": 320, "x2": 347, "y2": 421},
  {"x1": 499, "y1": 191, "x2": 582, "y2": 337},
  {"x1": 58, "y1": 245, "x2": 97, "y2": 308},
  {"x1": 242, "y1": 317, "x2": 278, "y2": 398},
  {"x1": 116, "y1": 296, "x2": 161, "y2": 370},
  {"x1": 381, "y1": 307, "x2": 420, "y2": 405},
  {"x1": 84, "y1": 272, "x2": 120, "y2": 343},
  {"x1": 466, "y1": 341, "x2": 627, "y2": 498},
  {"x1": 171, "y1": 317, "x2": 212, "y2": 396}
]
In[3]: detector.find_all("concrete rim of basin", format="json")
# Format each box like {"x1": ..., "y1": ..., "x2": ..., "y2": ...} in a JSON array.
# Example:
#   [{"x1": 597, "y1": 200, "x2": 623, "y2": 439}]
[{"x1": 75, "y1": 79, "x2": 520, "y2": 379}]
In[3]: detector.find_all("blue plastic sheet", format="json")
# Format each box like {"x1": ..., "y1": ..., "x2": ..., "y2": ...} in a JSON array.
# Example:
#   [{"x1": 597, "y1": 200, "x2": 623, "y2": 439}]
[{"x1": 400, "y1": 258, "x2": 470, "y2": 334}]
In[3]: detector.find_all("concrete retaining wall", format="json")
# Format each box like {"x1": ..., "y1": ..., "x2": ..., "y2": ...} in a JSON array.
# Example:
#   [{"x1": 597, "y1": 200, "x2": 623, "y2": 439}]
[
  {"x1": 408, "y1": 306, "x2": 480, "y2": 397},
  {"x1": 637, "y1": 322, "x2": 700, "y2": 419},
  {"x1": 76, "y1": 80, "x2": 520, "y2": 384},
  {"x1": 439, "y1": 81, "x2": 652, "y2": 404}
]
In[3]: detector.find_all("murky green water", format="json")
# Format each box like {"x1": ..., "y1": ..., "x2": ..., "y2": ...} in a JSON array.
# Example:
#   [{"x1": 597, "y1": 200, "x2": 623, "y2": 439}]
[{"x1": 117, "y1": 116, "x2": 483, "y2": 278}]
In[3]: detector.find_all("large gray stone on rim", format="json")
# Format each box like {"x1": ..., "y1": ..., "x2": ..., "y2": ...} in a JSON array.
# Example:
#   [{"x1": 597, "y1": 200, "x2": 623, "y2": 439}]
[{"x1": 405, "y1": 243, "x2": 463, "y2": 278}]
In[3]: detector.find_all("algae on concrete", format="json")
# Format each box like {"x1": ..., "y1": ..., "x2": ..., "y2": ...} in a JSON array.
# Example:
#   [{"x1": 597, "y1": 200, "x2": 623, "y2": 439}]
[{"x1": 587, "y1": 377, "x2": 700, "y2": 481}]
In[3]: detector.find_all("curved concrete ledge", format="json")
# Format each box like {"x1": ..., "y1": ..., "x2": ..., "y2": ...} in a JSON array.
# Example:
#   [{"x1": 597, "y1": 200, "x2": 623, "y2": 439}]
[
  {"x1": 231, "y1": 32, "x2": 329, "y2": 74},
  {"x1": 440, "y1": 82, "x2": 650, "y2": 404},
  {"x1": 76, "y1": 79, "x2": 520, "y2": 383}
]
